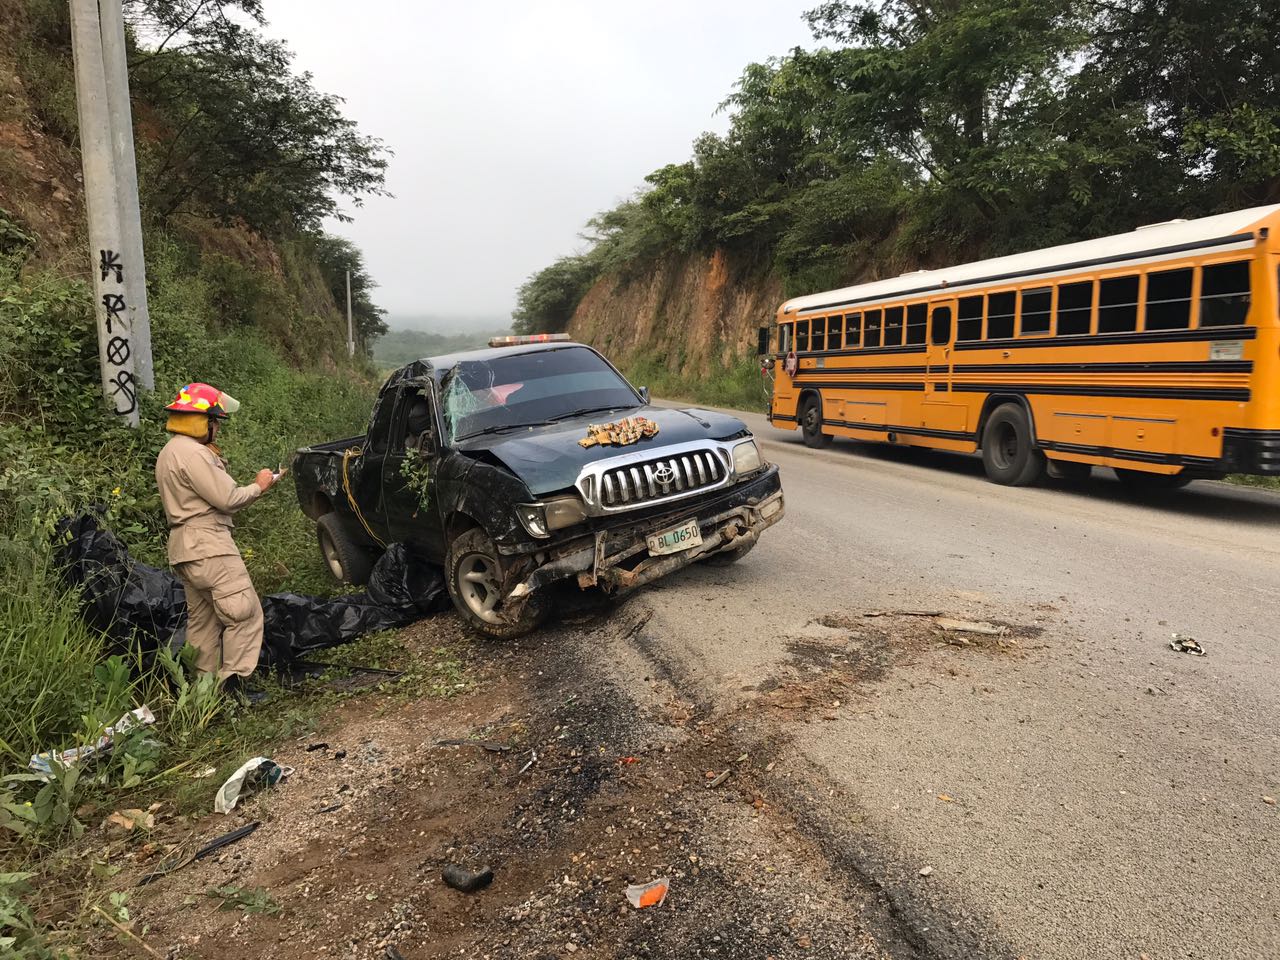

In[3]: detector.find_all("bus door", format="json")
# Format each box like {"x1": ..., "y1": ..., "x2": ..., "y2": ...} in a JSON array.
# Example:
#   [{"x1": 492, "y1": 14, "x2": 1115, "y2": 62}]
[{"x1": 924, "y1": 300, "x2": 968, "y2": 435}]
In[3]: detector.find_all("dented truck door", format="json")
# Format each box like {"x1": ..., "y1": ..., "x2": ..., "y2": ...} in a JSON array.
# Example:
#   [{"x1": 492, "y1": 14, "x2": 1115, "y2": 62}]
[{"x1": 380, "y1": 381, "x2": 446, "y2": 557}]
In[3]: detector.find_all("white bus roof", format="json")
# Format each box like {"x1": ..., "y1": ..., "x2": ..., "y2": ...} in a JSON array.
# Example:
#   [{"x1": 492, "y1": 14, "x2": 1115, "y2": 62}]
[{"x1": 781, "y1": 203, "x2": 1280, "y2": 316}]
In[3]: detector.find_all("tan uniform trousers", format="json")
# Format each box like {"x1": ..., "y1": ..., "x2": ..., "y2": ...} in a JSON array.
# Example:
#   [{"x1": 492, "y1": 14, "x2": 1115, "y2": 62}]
[{"x1": 175, "y1": 552, "x2": 264, "y2": 679}]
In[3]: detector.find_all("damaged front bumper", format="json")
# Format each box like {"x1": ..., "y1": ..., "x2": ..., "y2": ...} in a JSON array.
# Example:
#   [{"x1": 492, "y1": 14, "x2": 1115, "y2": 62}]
[{"x1": 507, "y1": 466, "x2": 785, "y2": 600}]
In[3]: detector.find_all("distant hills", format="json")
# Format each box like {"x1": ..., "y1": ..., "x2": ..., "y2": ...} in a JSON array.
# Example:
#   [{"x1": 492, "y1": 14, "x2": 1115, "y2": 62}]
[{"x1": 371, "y1": 326, "x2": 512, "y2": 366}]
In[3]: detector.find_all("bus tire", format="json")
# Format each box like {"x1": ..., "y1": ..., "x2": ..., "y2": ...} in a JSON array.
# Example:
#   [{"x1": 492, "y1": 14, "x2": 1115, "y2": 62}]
[
  {"x1": 1114, "y1": 468, "x2": 1193, "y2": 492},
  {"x1": 800, "y1": 395, "x2": 831, "y2": 449},
  {"x1": 317, "y1": 513, "x2": 374, "y2": 586},
  {"x1": 981, "y1": 403, "x2": 1045, "y2": 486}
]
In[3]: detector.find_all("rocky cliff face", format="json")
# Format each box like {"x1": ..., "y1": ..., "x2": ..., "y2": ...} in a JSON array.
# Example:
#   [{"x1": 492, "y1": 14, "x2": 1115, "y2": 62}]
[{"x1": 567, "y1": 250, "x2": 782, "y2": 377}]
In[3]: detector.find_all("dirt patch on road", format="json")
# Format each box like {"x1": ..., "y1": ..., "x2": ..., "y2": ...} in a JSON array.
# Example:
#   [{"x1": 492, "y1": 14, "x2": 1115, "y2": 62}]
[{"x1": 86, "y1": 617, "x2": 902, "y2": 960}]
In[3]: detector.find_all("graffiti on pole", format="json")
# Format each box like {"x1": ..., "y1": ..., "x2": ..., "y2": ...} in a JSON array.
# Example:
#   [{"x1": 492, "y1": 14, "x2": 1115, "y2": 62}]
[{"x1": 98, "y1": 248, "x2": 135, "y2": 416}]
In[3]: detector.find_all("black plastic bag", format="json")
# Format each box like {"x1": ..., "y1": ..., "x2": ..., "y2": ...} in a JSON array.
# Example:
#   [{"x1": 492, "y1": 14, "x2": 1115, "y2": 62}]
[
  {"x1": 54, "y1": 513, "x2": 448, "y2": 668},
  {"x1": 259, "y1": 545, "x2": 449, "y2": 663},
  {"x1": 54, "y1": 513, "x2": 187, "y2": 668}
]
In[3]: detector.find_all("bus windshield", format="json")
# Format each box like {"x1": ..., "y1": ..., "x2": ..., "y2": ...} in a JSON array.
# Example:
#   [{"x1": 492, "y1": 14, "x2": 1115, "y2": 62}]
[{"x1": 442, "y1": 346, "x2": 640, "y2": 443}]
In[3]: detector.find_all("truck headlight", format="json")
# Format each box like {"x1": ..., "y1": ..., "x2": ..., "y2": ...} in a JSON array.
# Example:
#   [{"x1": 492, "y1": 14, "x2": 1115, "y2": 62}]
[
  {"x1": 516, "y1": 496, "x2": 589, "y2": 538},
  {"x1": 731, "y1": 439, "x2": 763, "y2": 476}
]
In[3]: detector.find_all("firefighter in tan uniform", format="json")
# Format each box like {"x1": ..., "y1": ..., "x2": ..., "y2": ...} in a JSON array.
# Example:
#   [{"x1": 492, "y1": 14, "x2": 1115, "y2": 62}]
[{"x1": 155, "y1": 382, "x2": 280, "y2": 698}]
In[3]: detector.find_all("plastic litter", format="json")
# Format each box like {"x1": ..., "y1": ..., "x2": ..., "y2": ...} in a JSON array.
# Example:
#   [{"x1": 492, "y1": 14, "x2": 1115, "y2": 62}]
[
  {"x1": 625, "y1": 877, "x2": 670, "y2": 909},
  {"x1": 1169, "y1": 634, "x2": 1206, "y2": 657},
  {"x1": 29, "y1": 705, "x2": 155, "y2": 778},
  {"x1": 442, "y1": 864, "x2": 494, "y2": 893},
  {"x1": 214, "y1": 757, "x2": 291, "y2": 814},
  {"x1": 54, "y1": 513, "x2": 449, "y2": 669}
]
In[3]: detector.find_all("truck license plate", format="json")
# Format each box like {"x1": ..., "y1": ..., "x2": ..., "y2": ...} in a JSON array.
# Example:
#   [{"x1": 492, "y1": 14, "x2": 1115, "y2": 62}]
[{"x1": 647, "y1": 519, "x2": 702, "y2": 556}]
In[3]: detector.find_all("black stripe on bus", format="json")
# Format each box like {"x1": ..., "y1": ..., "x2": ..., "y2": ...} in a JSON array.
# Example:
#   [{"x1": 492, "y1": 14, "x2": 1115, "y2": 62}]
[
  {"x1": 782, "y1": 325, "x2": 1257, "y2": 360},
  {"x1": 788, "y1": 380, "x2": 927, "y2": 392},
  {"x1": 1040, "y1": 440, "x2": 1221, "y2": 469},
  {"x1": 954, "y1": 325, "x2": 1257, "y2": 352},
  {"x1": 790, "y1": 231, "x2": 1256, "y2": 316},
  {"x1": 951, "y1": 383, "x2": 1250, "y2": 402},
  {"x1": 794, "y1": 359, "x2": 1253, "y2": 378},
  {"x1": 953, "y1": 360, "x2": 1253, "y2": 375},
  {"x1": 822, "y1": 420, "x2": 976, "y2": 442}
]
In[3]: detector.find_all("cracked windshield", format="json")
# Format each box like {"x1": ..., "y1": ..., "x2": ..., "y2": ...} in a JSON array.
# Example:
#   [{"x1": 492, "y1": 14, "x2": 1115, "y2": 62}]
[{"x1": 443, "y1": 347, "x2": 641, "y2": 442}]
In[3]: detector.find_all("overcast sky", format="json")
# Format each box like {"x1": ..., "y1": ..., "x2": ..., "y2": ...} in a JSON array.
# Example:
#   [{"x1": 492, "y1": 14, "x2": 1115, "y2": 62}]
[{"x1": 257, "y1": 1, "x2": 816, "y2": 327}]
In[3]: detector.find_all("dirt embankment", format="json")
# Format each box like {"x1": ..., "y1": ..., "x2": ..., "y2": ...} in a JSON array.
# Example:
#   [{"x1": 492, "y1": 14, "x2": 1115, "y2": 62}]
[{"x1": 567, "y1": 252, "x2": 781, "y2": 379}]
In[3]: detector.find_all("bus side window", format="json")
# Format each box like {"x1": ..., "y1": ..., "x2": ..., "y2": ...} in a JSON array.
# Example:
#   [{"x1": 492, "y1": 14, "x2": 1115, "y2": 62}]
[
  {"x1": 884, "y1": 306, "x2": 905, "y2": 346},
  {"x1": 905, "y1": 304, "x2": 927, "y2": 345},
  {"x1": 931, "y1": 305, "x2": 953, "y2": 345},
  {"x1": 812, "y1": 316, "x2": 827, "y2": 351},
  {"x1": 1099, "y1": 275, "x2": 1139, "y2": 333},
  {"x1": 864, "y1": 309, "x2": 883, "y2": 348},
  {"x1": 779, "y1": 323, "x2": 793, "y2": 354},
  {"x1": 828, "y1": 315, "x2": 843, "y2": 350},
  {"x1": 1020, "y1": 287, "x2": 1052, "y2": 335},
  {"x1": 796, "y1": 318, "x2": 810, "y2": 351},
  {"x1": 956, "y1": 296, "x2": 983, "y2": 341},
  {"x1": 1144, "y1": 268, "x2": 1192, "y2": 330},
  {"x1": 987, "y1": 292, "x2": 1016, "y2": 339},
  {"x1": 1056, "y1": 281, "x2": 1093, "y2": 335},
  {"x1": 845, "y1": 312, "x2": 862, "y2": 348},
  {"x1": 1200, "y1": 261, "x2": 1251, "y2": 327}
]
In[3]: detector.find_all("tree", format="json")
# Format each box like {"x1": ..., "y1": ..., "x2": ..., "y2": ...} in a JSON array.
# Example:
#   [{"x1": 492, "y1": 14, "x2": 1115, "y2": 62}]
[{"x1": 511, "y1": 256, "x2": 602, "y2": 335}]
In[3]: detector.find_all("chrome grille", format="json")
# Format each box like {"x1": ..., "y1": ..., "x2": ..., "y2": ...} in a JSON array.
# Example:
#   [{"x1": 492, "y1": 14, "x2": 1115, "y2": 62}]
[{"x1": 599, "y1": 448, "x2": 725, "y2": 509}]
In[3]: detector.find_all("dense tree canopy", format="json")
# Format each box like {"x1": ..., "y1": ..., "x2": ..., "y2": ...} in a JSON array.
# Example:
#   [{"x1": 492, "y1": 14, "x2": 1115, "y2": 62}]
[{"x1": 515, "y1": 0, "x2": 1280, "y2": 330}]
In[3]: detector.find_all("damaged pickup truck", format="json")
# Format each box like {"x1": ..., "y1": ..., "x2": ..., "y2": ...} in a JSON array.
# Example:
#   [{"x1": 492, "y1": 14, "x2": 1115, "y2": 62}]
[{"x1": 292, "y1": 336, "x2": 786, "y2": 638}]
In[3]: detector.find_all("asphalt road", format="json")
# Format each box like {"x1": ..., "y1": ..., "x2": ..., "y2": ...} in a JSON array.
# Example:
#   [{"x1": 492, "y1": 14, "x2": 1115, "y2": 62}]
[{"x1": 606, "y1": 405, "x2": 1280, "y2": 959}]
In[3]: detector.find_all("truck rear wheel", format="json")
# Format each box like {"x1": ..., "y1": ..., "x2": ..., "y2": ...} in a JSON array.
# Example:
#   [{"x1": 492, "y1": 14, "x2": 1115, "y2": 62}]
[
  {"x1": 446, "y1": 527, "x2": 548, "y2": 639},
  {"x1": 317, "y1": 513, "x2": 374, "y2": 586}
]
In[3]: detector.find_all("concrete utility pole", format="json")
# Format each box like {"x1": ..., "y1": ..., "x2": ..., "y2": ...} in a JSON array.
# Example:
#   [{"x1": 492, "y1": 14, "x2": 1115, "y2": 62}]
[
  {"x1": 98, "y1": 0, "x2": 153, "y2": 391},
  {"x1": 346, "y1": 269, "x2": 355, "y2": 358},
  {"x1": 71, "y1": 0, "x2": 141, "y2": 426}
]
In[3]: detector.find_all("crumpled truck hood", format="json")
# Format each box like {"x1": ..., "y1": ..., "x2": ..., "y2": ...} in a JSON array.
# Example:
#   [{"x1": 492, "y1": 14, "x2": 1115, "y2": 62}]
[{"x1": 455, "y1": 405, "x2": 749, "y2": 496}]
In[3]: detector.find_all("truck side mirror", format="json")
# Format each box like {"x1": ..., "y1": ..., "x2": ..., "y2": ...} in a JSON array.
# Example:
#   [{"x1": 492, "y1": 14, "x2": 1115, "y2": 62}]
[
  {"x1": 757, "y1": 327, "x2": 770, "y2": 356},
  {"x1": 638, "y1": 386, "x2": 651, "y2": 404}
]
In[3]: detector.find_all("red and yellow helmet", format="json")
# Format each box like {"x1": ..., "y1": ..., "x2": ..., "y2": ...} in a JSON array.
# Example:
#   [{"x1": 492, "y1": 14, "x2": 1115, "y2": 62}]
[{"x1": 164, "y1": 382, "x2": 240, "y2": 420}]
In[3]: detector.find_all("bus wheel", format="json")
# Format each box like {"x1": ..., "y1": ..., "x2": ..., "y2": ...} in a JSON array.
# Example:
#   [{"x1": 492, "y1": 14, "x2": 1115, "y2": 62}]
[
  {"x1": 1114, "y1": 468, "x2": 1193, "y2": 491},
  {"x1": 800, "y1": 396, "x2": 831, "y2": 449},
  {"x1": 981, "y1": 403, "x2": 1045, "y2": 486}
]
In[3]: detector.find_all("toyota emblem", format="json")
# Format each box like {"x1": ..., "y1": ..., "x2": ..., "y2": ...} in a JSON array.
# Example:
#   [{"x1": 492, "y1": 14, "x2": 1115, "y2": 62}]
[{"x1": 653, "y1": 464, "x2": 676, "y2": 487}]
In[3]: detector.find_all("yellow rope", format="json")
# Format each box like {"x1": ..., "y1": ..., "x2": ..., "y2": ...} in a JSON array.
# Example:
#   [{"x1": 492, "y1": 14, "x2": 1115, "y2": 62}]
[{"x1": 341, "y1": 447, "x2": 387, "y2": 548}]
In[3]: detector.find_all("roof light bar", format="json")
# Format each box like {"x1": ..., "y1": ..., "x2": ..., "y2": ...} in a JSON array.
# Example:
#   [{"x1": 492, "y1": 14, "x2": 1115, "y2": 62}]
[{"x1": 488, "y1": 333, "x2": 572, "y2": 347}]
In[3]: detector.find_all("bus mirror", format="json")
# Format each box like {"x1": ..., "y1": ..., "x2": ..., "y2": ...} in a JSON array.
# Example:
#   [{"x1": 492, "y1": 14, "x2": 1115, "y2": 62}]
[{"x1": 757, "y1": 327, "x2": 770, "y2": 355}]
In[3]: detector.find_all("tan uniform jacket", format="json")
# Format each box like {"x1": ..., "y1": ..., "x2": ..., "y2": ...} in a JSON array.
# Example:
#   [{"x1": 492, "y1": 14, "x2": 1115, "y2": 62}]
[{"x1": 155, "y1": 434, "x2": 262, "y2": 564}]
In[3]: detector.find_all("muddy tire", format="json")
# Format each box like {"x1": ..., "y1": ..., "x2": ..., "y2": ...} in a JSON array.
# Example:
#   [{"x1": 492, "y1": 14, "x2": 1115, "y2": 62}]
[
  {"x1": 981, "y1": 403, "x2": 1045, "y2": 486},
  {"x1": 700, "y1": 538, "x2": 757, "y2": 566},
  {"x1": 317, "y1": 513, "x2": 374, "y2": 586},
  {"x1": 800, "y1": 395, "x2": 831, "y2": 449},
  {"x1": 446, "y1": 527, "x2": 549, "y2": 640},
  {"x1": 1114, "y1": 468, "x2": 1193, "y2": 492}
]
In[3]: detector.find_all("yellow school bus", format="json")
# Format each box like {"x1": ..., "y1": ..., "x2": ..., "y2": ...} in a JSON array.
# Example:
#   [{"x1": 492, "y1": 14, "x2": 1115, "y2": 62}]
[{"x1": 765, "y1": 204, "x2": 1280, "y2": 488}]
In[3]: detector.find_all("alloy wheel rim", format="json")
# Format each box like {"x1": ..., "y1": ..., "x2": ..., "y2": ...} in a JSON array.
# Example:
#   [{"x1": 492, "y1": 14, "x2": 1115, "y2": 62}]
[{"x1": 458, "y1": 552, "x2": 503, "y2": 624}]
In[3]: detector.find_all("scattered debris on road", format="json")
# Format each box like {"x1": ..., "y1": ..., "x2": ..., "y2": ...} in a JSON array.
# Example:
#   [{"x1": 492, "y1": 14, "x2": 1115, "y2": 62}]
[
  {"x1": 933, "y1": 617, "x2": 1007, "y2": 637},
  {"x1": 919, "y1": 866, "x2": 935, "y2": 877},
  {"x1": 1169, "y1": 634, "x2": 1206, "y2": 657},
  {"x1": 625, "y1": 876, "x2": 671, "y2": 908},
  {"x1": 442, "y1": 864, "x2": 494, "y2": 894},
  {"x1": 707, "y1": 769, "x2": 732, "y2": 789},
  {"x1": 213, "y1": 757, "x2": 291, "y2": 814},
  {"x1": 435, "y1": 737, "x2": 511, "y2": 753},
  {"x1": 138, "y1": 821, "x2": 261, "y2": 886}
]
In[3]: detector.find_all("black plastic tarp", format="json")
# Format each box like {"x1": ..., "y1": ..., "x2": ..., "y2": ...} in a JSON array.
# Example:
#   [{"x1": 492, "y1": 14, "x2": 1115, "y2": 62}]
[{"x1": 54, "y1": 514, "x2": 448, "y2": 669}]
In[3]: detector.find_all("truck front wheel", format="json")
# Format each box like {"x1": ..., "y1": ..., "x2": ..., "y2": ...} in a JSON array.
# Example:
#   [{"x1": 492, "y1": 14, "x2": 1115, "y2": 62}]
[
  {"x1": 446, "y1": 527, "x2": 548, "y2": 639},
  {"x1": 317, "y1": 513, "x2": 374, "y2": 586}
]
